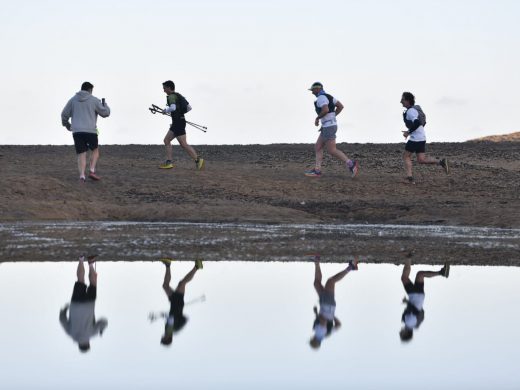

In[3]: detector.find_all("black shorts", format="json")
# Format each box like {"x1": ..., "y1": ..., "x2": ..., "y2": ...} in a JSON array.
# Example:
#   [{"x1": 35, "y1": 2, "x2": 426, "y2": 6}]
[
  {"x1": 71, "y1": 282, "x2": 97, "y2": 302},
  {"x1": 169, "y1": 291, "x2": 185, "y2": 317},
  {"x1": 403, "y1": 280, "x2": 425, "y2": 295},
  {"x1": 405, "y1": 141, "x2": 426, "y2": 154},
  {"x1": 73, "y1": 132, "x2": 99, "y2": 154},
  {"x1": 169, "y1": 119, "x2": 187, "y2": 137}
]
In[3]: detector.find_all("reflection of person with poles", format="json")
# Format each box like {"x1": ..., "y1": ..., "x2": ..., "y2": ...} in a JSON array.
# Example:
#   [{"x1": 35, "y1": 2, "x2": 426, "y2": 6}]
[
  {"x1": 159, "y1": 259, "x2": 203, "y2": 346},
  {"x1": 158, "y1": 80, "x2": 205, "y2": 170},
  {"x1": 310, "y1": 255, "x2": 358, "y2": 349},
  {"x1": 400, "y1": 252, "x2": 449, "y2": 342},
  {"x1": 59, "y1": 255, "x2": 107, "y2": 352}
]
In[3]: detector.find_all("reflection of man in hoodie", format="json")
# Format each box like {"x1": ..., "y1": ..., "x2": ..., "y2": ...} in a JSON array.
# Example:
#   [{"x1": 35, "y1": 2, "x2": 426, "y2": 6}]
[
  {"x1": 400, "y1": 253, "x2": 449, "y2": 342},
  {"x1": 61, "y1": 82, "x2": 110, "y2": 182},
  {"x1": 60, "y1": 255, "x2": 107, "y2": 352}
]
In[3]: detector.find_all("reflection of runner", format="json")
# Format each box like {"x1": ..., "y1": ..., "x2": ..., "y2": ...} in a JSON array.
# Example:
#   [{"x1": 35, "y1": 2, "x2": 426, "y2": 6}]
[
  {"x1": 400, "y1": 254, "x2": 449, "y2": 342},
  {"x1": 59, "y1": 255, "x2": 107, "y2": 352},
  {"x1": 310, "y1": 256, "x2": 358, "y2": 349},
  {"x1": 160, "y1": 259, "x2": 203, "y2": 346}
]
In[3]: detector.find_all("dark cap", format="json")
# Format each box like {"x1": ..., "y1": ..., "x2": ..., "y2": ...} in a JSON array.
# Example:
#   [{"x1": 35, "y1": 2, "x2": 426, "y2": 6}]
[{"x1": 308, "y1": 82, "x2": 323, "y2": 91}]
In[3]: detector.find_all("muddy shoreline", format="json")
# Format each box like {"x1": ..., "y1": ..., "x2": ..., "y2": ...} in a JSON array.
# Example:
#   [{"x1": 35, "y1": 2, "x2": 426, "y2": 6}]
[{"x1": 1, "y1": 222, "x2": 519, "y2": 265}]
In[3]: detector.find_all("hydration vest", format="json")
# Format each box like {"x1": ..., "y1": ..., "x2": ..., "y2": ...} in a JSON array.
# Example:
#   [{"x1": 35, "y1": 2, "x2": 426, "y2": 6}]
[
  {"x1": 166, "y1": 93, "x2": 190, "y2": 122},
  {"x1": 403, "y1": 105, "x2": 427, "y2": 127},
  {"x1": 314, "y1": 93, "x2": 336, "y2": 115}
]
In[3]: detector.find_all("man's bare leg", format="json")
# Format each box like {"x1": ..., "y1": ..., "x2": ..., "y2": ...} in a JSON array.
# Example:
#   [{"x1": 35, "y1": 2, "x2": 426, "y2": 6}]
[
  {"x1": 163, "y1": 131, "x2": 175, "y2": 162},
  {"x1": 88, "y1": 263, "x2": 97, "y2": 287},
  {"x1": 326, "y1": 140, "x2": 348, "y2": 163},
  {"x1": 403, "y1": 151, "x2": 413, "y2": 178},
  {"x1": 314, "y1": 136, "x2": 325, "y2": 171},
  {"x1": 401, "y1": 257, "x2": 412, "y2": 285},
  {"x1": 416, "y1": 153, "x2": 440, "y2": 165},
  {"x1": 77, "y1": 152, "x2": 87, "y2": 179},
  {"x1": 176, "y1": 264, "x2": 199, "y2": 295},
  {"x1": 89, "y1": 148, "x2": 100, "y2": 174},
  {"x1": 324, "y1": 258, "x2": 358, "y2": 293},
  {"x1": 314, "y1": 260, "x2": 324, "y2": 294},
  {"x1": 177, "y1": 135, "x2": 198, "y2": 161},
  {"x1": 77, "y1": 256, "x2": 85, "y2": 283},
  {"x1": 415, "y1": 269, "x2": 443, "y2": 283}
]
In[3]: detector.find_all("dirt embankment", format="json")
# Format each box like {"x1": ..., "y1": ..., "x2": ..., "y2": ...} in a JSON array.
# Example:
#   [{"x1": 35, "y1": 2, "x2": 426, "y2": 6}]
[{"x1": 0, "y1": 142, "x2": 519, "y2": 228}]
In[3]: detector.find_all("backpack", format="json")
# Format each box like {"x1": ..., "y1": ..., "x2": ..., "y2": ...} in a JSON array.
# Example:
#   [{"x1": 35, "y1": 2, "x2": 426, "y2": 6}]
[
  {"x1": 413, "y1": 105, "x2": 427, "y2": 126},
  {"x1": 174, "y1": 93, "x2": 190, "y2": 115},
  {"x1": 314, "y1": 93, "x2": 336, "y2": 116}
]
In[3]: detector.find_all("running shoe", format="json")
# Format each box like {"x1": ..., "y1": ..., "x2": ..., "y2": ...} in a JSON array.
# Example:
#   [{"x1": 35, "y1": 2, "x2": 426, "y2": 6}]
[
  {"x1": 160, "y1": 258, "x2": 174, "y2": 267},
  {"x1": 440, "y1": 158, "x2": 449, "y2": 174},
  {"x1": 405, "y1": 176, "x2": 416, "y2": 185},
  {"x1": 195, "y1": 259, "x2": 204, "y2": 269},
  {"x1": 159, "y1": 161, "x2": 174, "y2": 169},
  {"x1": 440, "y1": 263, "x2": 450, "y2": 278},
  {"x1": 88, "y1": 171, "x2": 101, "y2": 181},
  {"x1": 304, "y1": 168, "x2": 322, "y2": 177},
  {"x1": 348, "y1": 258, "x2": 359, "y2": 271},
  {"x1": 87, "y1": 255, "x2": 98, "y2": 264},
  {"x1": 305, "y1": 253, "x2": 321, "y2": 261},
  {"x1": 349, "y1": 160, "x2": 359, "y2": 178},
  {"x1": 79, "y1": 177, "x2": 86, "y2": 184},
  {"x1": 196, "y1": 158, "x2": 205, "y2": 170}
]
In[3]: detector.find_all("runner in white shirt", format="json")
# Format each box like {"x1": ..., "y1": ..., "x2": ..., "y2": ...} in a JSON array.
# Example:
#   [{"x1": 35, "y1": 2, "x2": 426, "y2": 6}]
[
  {"x1": 399, "y1": 252, "x2": 450, "y2": 342},
  {"x1": 304, "y1": 82, "x2": 359, "y2": 178},
  {"x1": 309, "y1": 255, "x2": 358, "y2": 349},
  {"x1": 401, "y1": 92, "x2": 449, "y2": 184}
]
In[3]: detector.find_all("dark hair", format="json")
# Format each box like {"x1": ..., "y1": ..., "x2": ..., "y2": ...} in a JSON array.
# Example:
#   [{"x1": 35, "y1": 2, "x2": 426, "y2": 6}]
[
  {"x1": 399, "y1": 328, "x2": 414, "y2": 342},
  {"x1": 402, "y1": 92, "x2": 415, "y2": 106},
  {"x1": 78, "y1": 342, "x2": 91, "y2": 352},
  {"x1": 81, "y1": 82, "x2": 94, "y2": 91},
  {"x1": 163, "y1": 80, "x2": 175, "y2": 91}
]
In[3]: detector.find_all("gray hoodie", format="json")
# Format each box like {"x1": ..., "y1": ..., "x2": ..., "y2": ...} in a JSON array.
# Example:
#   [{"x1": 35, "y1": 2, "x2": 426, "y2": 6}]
[
  {"x1": 60, "y1": 302, "x2": 108, "y2": 345},
  {"x1": 61, "y1": 90, "x2": 110, "y2": 134}
]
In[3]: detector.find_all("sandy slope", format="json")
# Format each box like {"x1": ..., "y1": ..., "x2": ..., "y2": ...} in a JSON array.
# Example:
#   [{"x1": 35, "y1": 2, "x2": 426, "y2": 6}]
[{"x1": 0, "y1": 142, "x2": 519, "y2": 228}]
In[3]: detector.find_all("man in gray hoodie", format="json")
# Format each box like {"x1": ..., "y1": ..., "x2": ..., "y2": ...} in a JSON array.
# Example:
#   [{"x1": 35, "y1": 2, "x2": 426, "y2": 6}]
[
  {"x1": 61, "y1": 82, "x2": 110, "y2": 182},
  {"x1": 60, "y1": 255, "x2": 108, "y2": 352}
]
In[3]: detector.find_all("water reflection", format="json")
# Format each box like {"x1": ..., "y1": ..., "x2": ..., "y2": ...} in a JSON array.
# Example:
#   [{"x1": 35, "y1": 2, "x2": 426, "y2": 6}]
[
  {"x1": 310, "y1": 255, "x2": 358, "y2": 349},
  {"x1": 153, "y1": 258, "x2": 204, "y2": 346},
  {"x1": 59, "y1": 255, "x2": 108, "y2": 352},
  {"x1": 1, "y1": 260, "x2": 519, "y2": 388},
  {"x1": 399, "y1": 252, "x2": 450, "y2": 342}
]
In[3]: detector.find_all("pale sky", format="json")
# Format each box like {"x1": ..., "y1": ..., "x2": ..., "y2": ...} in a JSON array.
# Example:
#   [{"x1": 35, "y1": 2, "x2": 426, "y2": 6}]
[{"x1": 1, "y1": 0, "x2": 519, "y2": 145}]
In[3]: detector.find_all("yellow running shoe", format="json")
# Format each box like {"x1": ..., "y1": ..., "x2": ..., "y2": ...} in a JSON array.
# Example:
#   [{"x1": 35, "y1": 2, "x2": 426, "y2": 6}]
[
  {"x1": 196, "y1": 158, "x2": 205, "y2": 170},
  {"x1": 159, "y1": 160, "x2": 174, "y2": 169},
  {"x1": 160, "y1": 258, "x2": 174, "y2": 267}
]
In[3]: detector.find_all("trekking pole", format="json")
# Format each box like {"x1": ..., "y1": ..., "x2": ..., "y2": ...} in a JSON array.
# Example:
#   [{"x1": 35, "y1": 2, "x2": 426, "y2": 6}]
[
  {"x1": 186, "y1": 121, "x2": 207, "y2": 133},
  {"x1": 149, "y1": 104, "x2": 207, "y2": 132}
]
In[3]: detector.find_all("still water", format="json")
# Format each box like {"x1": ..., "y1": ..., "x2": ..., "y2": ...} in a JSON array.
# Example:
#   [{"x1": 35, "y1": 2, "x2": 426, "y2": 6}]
[{"x1": 1, "y1": 260, "x2": 519, "y2": 389}]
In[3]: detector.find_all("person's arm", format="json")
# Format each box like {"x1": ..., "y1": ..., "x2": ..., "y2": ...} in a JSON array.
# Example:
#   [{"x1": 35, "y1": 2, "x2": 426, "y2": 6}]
[
  {"x1": 61, "y1": 100, "x2": 72, "y2": 130},
  {"x1": 95, "y1": 98, "x2": 110, "y2": 118},
  {"x1": 333, "y1": 317, "x2": 342, "y2": 329},
  {"x1": 334, "y1": 101, "x2": 344, "y2": 117},
  {"x1": 59, "y1": 304, "x2": 70, "y2": 333},
  {"x1": 403, "y1": 109, "x2": 421, "y2": 133},
  {"x1": 164, "y1": 103, "x2": 176, "y2": 113},
  {"x1": 314, "y1": 105, "x2": 329, "y2": 126},
  {"x1": 94, "y1": 318, "x2": 108, "y2": 336}
]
